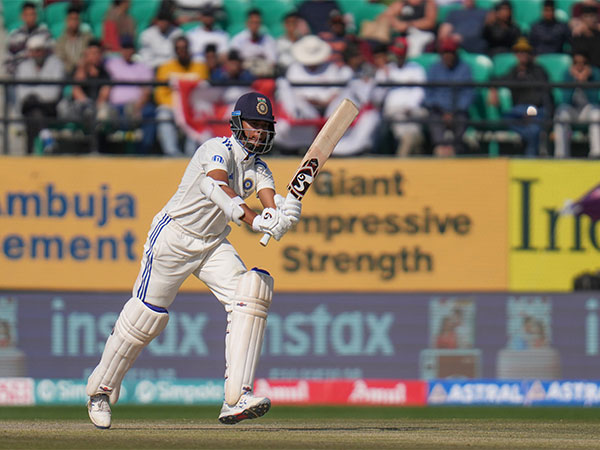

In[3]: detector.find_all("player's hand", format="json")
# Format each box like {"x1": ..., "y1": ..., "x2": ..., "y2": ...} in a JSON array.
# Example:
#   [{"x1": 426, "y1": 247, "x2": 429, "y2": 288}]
[
  {"x1": 281, "y1": 193, "x2": 302, "y2": 225},
  {"x1": 252, "y1": 207, "x2": 292, "y2": 241}
]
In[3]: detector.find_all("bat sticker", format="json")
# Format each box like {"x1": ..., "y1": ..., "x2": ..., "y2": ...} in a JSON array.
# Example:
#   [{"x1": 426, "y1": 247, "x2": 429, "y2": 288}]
[{"x1": 288, "y1": 158, "x2": 319, "y2": 199}]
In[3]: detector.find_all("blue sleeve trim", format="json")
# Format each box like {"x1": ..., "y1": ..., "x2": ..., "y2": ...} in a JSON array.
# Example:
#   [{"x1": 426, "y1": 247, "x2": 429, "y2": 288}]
[{"x1": 251, "y1": 267, "x2": 271, "y2": 276}]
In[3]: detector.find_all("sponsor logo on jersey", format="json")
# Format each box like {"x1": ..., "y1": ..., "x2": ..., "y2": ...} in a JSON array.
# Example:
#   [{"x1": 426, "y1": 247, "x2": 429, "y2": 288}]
[
  {"x1": 212, "y1": 155, "x2": 224, "y2": 164},
  {"x1": 222, "y1": 138, "x2": 233, "y2": 152}
]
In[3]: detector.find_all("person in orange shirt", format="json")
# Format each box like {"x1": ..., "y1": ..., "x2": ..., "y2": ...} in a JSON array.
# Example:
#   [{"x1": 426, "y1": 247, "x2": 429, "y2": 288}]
[{"x1": 155, "y1": 35, "x2": 208, "y2": 156}]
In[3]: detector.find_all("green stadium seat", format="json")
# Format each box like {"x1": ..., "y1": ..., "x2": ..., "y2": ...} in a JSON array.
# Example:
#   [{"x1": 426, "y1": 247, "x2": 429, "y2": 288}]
[
  {"x1": 408, "y1": 52, "x2": 440, "y2": 71},
  {"x1": 474, "y1": 0, "x2": 501, "y2": 10},
  {"x1": 130, "y1": 0, "x2": 161, "y2": 35},
  {"x1": 250, "y1": 0, "x2": 296, "y2": 38},
  {"x1": 437, "y1": 3, "x2": 463, "y2": 23},
  {"x1": 44, "y1": 2, "x2": 70, "y2": 38},
  {"x1": 555, "y1": 0, "x2": 578, "y2": 17},
  {"x1": 536, "y1": 53, "x2": 572, "y2": 104},
  {"x1": 510, "y1": 0, "x2": 543, "y2": 33},
  {"x1": 492, "y1": 52, "x2": 517, "y2": 78},
  {"x1": 460, "y1": 52, "x2": 494, "y2": 122},
  {"x1": 86, "y1": 0, "x2": 112, "y2": 38},
  {"x1": 221, "y1": 0, "x2": 251, "y2": 36}
]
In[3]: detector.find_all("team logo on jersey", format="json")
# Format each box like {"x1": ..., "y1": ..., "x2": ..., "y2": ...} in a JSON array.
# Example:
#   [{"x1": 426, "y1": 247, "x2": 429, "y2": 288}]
[
  {"x1": 212, "y1": 154, "x2": 224, "y2": 164},
  {"x1": 289, "y1": 158, "x2": 319, "y2": 200},
  {"x1": 256, "y1": 97, "x2": 269, "y2": 115},
  {"x1": 243, "y1": 178, "x2": 253, "y2": 191}
]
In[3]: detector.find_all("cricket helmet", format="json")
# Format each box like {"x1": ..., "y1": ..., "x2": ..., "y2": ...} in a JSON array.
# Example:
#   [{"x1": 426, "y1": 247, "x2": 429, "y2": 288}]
[{"x1": 230, "y1": 92, "x2": 276, "y2": 154}]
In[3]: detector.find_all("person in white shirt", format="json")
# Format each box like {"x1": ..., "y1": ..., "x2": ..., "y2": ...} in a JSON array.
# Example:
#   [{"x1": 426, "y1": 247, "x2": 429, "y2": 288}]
[
  {"x1": 276, "y1": 10, "x2": 306, "y2": 73},
  {"x1": 186, "y1": 5, "x2": 229, "y2": 62},
  {"x1": 229, "y1": 9, "x2": 277, "y2": 77},
  {"x1": 86, "y1": 92, "x2": 302, "y2": 429},
  {"x1": 276, "y1": 34, "x2": 342, "y2": 153},
  {"x1": 373, "y1": 38, "x2": 428, "y2": 156},
  {"x1": 138, "y1": 10, "x2": 183, "y2": 69}
]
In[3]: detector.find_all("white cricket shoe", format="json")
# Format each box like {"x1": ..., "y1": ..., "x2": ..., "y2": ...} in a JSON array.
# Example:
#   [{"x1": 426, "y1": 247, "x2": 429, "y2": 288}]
[
  {"x1": 218, "y1": 392, "x2": 271, "y2": 425},
  {"x1": 87, "y1": 394, "x2": 111, "y2": 429}
]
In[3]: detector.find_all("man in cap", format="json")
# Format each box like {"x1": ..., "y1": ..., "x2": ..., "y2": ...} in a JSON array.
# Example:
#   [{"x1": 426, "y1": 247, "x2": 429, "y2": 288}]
[
  {"x1": 488, "y1": 36, "x2": 552, "y2": 157},
  {"x1": 373, "y1": 37, "x2": 428, "y2": 156},
  {"x1": 276, "y1": 34, "x2": 342, "y2": 153},
  {"x1": 423, "y1": 37, "x2": 474, "y2": 156},
  {"x1": 86, "y1": 92, "x2": 302, "y2": 429},
  {"x1": 15, "y1": 34, "x2": 65, "y2": 153}
]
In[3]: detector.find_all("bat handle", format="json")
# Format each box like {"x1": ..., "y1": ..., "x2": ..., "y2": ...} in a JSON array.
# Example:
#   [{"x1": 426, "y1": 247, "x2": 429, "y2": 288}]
[{"x1": 260, "y1": 233, "x2": 271, "y2": 246}]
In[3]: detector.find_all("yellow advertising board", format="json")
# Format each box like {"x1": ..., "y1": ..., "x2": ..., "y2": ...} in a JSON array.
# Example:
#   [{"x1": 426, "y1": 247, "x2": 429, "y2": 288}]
[
  {"x1": 509, "y1": 161, "x2": 600, "y2": 291},
  {"x1": 0, "y1": 157, "x2": 508, "y2": 292}
]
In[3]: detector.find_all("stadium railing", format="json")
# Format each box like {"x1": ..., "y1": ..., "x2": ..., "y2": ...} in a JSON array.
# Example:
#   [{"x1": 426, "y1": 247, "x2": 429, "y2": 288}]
[{"x1": 0, "y1": 78, "x2": 598, "y2": 157}]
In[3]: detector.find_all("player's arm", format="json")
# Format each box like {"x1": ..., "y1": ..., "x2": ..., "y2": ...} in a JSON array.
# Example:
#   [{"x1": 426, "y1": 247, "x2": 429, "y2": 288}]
[{"x1": 204, "y1": 169, "x2": 258, "y2": 226}]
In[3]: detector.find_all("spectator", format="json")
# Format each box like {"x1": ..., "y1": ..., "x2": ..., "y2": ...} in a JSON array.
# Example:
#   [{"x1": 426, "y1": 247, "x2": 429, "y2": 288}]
[
  {"x1": 482, "y1": 0, "x2": 521, "y2": 57},
  {"x1": 155, "y1": 36, "x2": 208, "y2": 156},
  {"x1": 55, "y1": 6, "x2": 93, "y2": 75},
  {"x1": 554, "y1": 52, "x2": 600, "y2": 158},
  {"x1": 378, "y1": 0, "x2": 438, "y2": 57},
  {"x1": 204, "y1": 43, "x2": 220, "y2": 79},
  {"x1": 138, "y1": 9, "x2": 183, "y2": 69},
  {"x1": 571, "y1": 0, "x2": 600, "y2": 20},
  {"x1": 423, "y1": 37, "x2": 474, "y2": 156},
  {"x1": 277, "y1": 11, "x2": 306, "y2": 73},
  {"x1": 229, "y1": 9, "x2": 277, "y2": 77},
  {"x1": 57, "y1": 39, "x2": 111, "y2": 140},
  {"x1": 276, "y1": 35, "x2": 342, "y2": 153},
  {"x1": 186, "y1": 5, "x2": 229, "y2": 62},
  {"x1": 167, "y1": 0, "x2": 223, "y2": 25},
  {"x1": 571, "y1": 4, "x2": 600, "y2": 68},
  {"x1": 105, "y1": 37, "x2": 155, "y2": 154},
  {"x1": 102, "y1": 0, "x2": 137, "y2": 52},
  {"x1": 437, "y1": 0, "x2": 488, "y2": 54},
  {"x1": 297, "y1": 0, "x2": 342, "y2": 35},
  {"x1": 6, "y1": 2, "x2": 52, "y2": 77},
  {"x1": 211, "y1": 49, "x2": 255, "y2": 104},
  {"x1": 529, "y1": 0, "x2": 571, "y2": 55},
  {"x1": 373, "y1": 38, "x2": 428, "y2": 157},
  {"x1": 488, "y1": 37, "x2": 553, "y2": 157},
  {"x1": 330, "y1": 43, "x2": 379, "y2": 156},
  {"x1": 318, "y1": 9, "x2": 354, "y2": 66},
  {"x1": 15, "y1": 35, "x2": 65, "y2": 153}
]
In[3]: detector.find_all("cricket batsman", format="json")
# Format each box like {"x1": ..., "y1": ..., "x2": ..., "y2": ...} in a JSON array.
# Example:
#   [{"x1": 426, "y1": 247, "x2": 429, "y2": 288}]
[{"x1": 86, "y1": 92, "x2": 302, "y2": 428}]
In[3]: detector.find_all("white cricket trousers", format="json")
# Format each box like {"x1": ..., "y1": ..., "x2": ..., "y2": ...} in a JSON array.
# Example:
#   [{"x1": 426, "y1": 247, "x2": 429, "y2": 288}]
[{"x1": 132, "y1": 211, "x2": 247, "y2": 309}]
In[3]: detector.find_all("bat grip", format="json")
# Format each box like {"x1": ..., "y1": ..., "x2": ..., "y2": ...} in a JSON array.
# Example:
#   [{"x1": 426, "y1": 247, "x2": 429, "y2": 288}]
[{"x1": 260, "y1": 233, "x2": 271, "y2": 246}]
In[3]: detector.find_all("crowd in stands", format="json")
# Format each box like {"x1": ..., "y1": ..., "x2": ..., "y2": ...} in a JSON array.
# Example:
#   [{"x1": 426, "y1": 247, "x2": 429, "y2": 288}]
[{"x1": 3, "y1": 0, "x2": 600, "y2": 158}]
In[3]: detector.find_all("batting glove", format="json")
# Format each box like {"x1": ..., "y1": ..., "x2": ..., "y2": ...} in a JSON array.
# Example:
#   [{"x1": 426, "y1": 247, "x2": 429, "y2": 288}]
[
  {"x1": 252, "y1": 207, "x2": 292, "y2": 241},
  {"x1": 274, "y1": 193, "x2": 301, "y2": 225}
]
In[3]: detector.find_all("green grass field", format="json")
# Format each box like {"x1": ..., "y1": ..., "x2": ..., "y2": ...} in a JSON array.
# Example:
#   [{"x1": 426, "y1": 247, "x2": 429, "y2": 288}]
[{"x1": 2, "y1": 406, "x2": 600, "y2": 449}]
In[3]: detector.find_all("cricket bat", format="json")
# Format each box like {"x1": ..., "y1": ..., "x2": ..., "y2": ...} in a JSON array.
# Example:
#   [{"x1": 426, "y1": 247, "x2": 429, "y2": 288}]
[{"x1": 260, "y1": 98, "x2": 359, "y2": 246}]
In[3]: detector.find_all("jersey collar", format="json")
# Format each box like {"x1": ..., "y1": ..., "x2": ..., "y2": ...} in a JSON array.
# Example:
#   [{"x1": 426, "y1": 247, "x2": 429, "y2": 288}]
[{"x1": 231, "y1": 134, "x2": 254, "y2": 162}]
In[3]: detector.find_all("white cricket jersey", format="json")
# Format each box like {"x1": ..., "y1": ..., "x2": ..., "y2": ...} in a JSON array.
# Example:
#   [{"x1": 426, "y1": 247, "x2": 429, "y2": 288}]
[{"x1": 164, "y1": 135, "x2": 275, "y2": 237}]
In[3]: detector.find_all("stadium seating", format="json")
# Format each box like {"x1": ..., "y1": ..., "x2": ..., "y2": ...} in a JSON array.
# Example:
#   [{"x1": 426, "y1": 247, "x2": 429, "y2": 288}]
[
  {"x1": 86, "y1": 0, "x2": 112, "y2": 38},
  {"x1": 408, "y1": 52, "x2": 440, "y2": 72},
  {"x1": 536, "y1": 53, "x2": 572, "y2": 104},
  {"x1": 338, "y1": 0, "x2": 386, "y2": 31},
  {"x1": 437, "y1": 2, "x2": 463, "y2": 24},
  {"x1": 45, "y1": 1, "x2": 70, "y2": 38},
  {"x1": 250, "y1": 0, "x2": 296, "y2": 38},
  {"x1": 222, "y1": 0, "x2": 251, "y2": 36},
  {"x1": 510, "y1": 0, "x2": 543, "y2": 33},
  {"x1": 130, "y1": 0, "x2": 161, "y2": 35}
]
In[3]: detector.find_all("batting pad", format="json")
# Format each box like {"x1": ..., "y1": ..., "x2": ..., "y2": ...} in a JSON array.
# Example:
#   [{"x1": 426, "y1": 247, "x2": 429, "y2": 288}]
[
  {"x1": 86, "y1": 297, "x2": 169, "y2": 403},
  {"x1": 225, "y1": 268, "x2": 273, "y2": 406}
]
